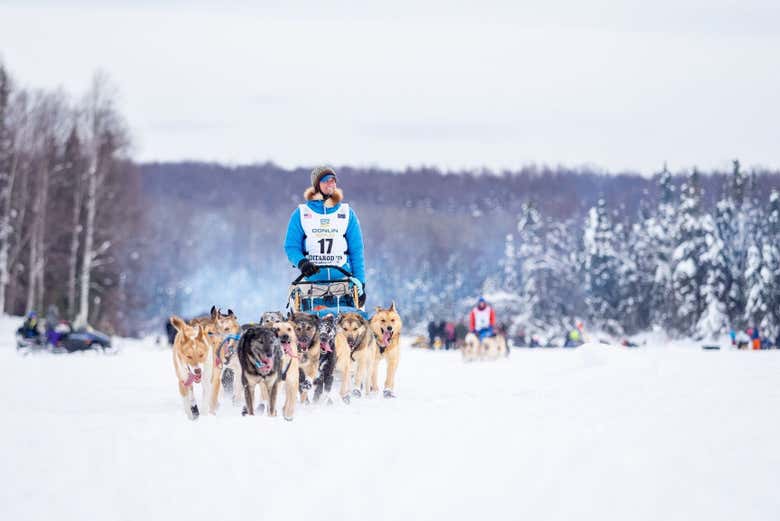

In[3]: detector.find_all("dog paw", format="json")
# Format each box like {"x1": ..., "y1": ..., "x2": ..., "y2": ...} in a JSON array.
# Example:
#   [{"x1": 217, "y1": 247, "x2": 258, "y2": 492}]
[
  {"x1": 383, "y1": 390, "x2": 396, "y2": 399},
  {"x1": 190, "y1": 405, "x2": 200, "y2": 419},
  {"x1": 241, "y1": 406, "x2": 250, "y2": 416},
  {"x1": 342, "y1": 394, "x2": 351, "y2": 405},
  {"x1": 326, "y1": 397, "x2": 334, "y2": 406},
  {"x1": 351, "y1": 388, "x2": 362, "y2": 398},
  {"x1": 284, "y1": 416, "x2": 293, "y2": 422},
  {"x1": 300, "y1": 378, "x2": 312, "y2": 391}
]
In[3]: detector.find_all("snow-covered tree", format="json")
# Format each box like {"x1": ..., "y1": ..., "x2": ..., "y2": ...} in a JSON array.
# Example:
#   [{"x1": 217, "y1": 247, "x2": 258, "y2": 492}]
[
  {"x1": 695, "y1": 215, "x2": 729, "y2": 339},
  {"x1": 501, "y1": 233, "x2": 518, "y2": 293},
  {"x1": 583, "y1": 198, "x2": 621, "y2": 333},
  {"x1": 671, "y1": 170, "x2": 709, "y2": 336},
  {"x1": 646, "y1": 165, "x2": 677, "y2": 328}
]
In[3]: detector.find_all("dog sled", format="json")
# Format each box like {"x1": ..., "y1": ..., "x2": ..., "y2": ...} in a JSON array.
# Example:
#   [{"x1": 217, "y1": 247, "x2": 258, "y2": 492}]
[{"x1": 287, "y1": 265, "x2": 367, "y2": 318}]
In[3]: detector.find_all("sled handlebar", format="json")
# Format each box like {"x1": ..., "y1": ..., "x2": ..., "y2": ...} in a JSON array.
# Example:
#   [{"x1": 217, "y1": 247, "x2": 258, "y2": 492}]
[{"x1": 291, "y1": 264, "x2": 355, "y2": 285}]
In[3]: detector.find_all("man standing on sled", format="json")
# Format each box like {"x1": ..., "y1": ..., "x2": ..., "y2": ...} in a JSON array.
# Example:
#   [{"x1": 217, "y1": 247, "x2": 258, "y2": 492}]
[
  {"x1": 469, "y1": 297, "x2": 496, "y2": 341},
  {"x1": 284, "y1": 166, "x2": 366, "y2": 309}
]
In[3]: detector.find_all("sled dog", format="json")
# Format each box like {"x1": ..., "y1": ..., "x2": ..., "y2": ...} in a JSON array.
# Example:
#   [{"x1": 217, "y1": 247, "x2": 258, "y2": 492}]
[
  {"x1": 190, "y1": 306, "x2": 242, "y2": 407},
  {"x1": 369, "y1": 302, "x2": 403, "y2": 398},
  {"x1": 463, "y1": 332, "x2": 480, "y2": 362},
  {"x1": 290, "y1": 312, "x2": 322, "y2": 402},
  {"x1": 480, "y1": 334, "x2": 508, "y2": 360},
  {"x1": 313, "y1": 314, "x2": 350, "y2": 403},
  {"x1": 260, "y1": 311, "x2": 286, "y2": 327},
  {"x1": 237, "y1": 325, "x2": 299, "y2": 420},
  {"x1": 170, "y1": 315, "x2": 218, "y2": 420},
  {"x1": 337, "y1": 312, "x2": 376, "y2": 400}
]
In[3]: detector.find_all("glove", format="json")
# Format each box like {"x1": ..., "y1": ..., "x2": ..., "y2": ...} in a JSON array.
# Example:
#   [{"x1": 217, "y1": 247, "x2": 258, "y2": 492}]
[
  {"x1": 349, "y1": 277, "x2": 364, "y2": 296},
  {"x1": 297, "y1": 259, "x2": 320, "y2": 277},
  {"x1": 349, "y1": 278, "x2": 366, "y2": 307},
  {"x1": 359, "y1": 284, "x2": 366, "y2": 308}
]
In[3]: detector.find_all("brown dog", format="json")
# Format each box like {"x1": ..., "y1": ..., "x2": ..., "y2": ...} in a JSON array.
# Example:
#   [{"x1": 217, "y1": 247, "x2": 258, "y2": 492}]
[
  {"x1": 291, "y1": 312, "x2": 321, "y2": 403},
  {"x1": 237, "y1": 324, "x2": 300, "y2": 420},
  {"x1": 170, "y1": 315, "x2": 217, "y2": 420},
  {"x1": 337, "y1": 312, "x2": 376, "y2": 401},
  {"x1": 190, "y1": 306, "x2": 241, "y2": 408},
  {"x1": 369, "y1": 302, "x2": 403, "y2": 398}
]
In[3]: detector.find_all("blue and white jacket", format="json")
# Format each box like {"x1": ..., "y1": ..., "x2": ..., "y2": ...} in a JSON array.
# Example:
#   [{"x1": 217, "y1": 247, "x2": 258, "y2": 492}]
[{"x1": 284, "y1": 187, "x2": 365, "y2": 285}]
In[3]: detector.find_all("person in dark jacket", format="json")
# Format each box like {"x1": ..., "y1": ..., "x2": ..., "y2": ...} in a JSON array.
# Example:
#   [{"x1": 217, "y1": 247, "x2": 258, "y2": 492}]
[
  {"x1": 454, "y1": 321, "x2": 468, "y2": 349},
  {"x1": 427, "y1": 321, "x2": 437, "y2": 348},
  {"x1": 19, "y1": 311, "x2": 40, "y2": 339}
]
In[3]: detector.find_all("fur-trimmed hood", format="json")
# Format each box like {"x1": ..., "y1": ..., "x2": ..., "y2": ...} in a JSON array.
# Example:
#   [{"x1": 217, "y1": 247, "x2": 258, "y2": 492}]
[{"x1": 304, "y1": 187, "x2": 344, "y2": 208}]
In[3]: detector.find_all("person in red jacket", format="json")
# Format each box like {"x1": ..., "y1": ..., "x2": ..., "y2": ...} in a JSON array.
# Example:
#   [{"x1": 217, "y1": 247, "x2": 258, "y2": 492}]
[{"x1": 469, "y1": 297, "x2": 496, "y2": 341}]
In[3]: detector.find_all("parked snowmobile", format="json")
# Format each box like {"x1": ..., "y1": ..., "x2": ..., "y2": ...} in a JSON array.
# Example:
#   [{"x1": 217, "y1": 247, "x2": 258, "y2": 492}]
[{"x1": 16, "y1": 322, "x2": 113, "y2": 354}]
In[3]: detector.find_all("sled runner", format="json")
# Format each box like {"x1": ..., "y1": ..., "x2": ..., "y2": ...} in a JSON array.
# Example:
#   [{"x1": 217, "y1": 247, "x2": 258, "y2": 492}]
[{"x1": 287, "y1": 264, "x2": 366, "y2": 319}]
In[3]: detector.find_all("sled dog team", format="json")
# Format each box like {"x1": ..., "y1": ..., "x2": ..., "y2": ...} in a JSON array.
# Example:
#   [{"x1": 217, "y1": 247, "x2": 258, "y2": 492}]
[
  {"x1": 169, "y1": 303, "x2": 403, "y2": 421},
  {"x1": 461, "y1": 331, "x2": 509, "y2": 362}
]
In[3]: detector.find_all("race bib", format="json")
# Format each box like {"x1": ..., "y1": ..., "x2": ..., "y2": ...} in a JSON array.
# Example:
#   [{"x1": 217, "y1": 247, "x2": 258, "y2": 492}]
[{"x1": 299, "y1": 204, "x2": 350, "y2": 267}]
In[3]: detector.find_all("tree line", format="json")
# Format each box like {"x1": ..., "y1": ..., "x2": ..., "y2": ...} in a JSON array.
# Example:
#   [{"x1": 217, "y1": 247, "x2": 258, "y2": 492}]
[
  {"x1": 3, "y1": 62, "x2": 780, "y2": 339},
  {"x1": 0, "y1": 63, "x2": 139, "y2": 333}
]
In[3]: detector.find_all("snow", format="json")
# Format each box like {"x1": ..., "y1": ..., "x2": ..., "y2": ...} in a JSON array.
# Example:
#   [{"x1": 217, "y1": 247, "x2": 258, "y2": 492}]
[{"x1": 2, "y1": 316, "x2": 780, "y2": 521}]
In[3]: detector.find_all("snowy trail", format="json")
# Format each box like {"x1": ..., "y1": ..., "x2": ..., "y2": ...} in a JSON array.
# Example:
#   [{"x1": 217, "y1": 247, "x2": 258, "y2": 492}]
[{"x1": 2, "y1": 322, "x2": 779, "y2": 521}]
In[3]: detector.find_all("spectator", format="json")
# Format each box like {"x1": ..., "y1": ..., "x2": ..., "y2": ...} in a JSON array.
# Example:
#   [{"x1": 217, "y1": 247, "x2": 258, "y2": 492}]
[
  {"x1": 19, "y1": 311, "x2": 40, "y2": 339},
  {"x1": 444, "y1": 321, "x2": 456, "y2": 350},
  {"x1": 750, "y1": 326, "x2": 761, "y2": 350},
  {"x1": 454, "y1": 320, "x2": 468, "y2": 349},
  {"x1": 427, "y1": 321, "x2": 436, "y2": 348}
]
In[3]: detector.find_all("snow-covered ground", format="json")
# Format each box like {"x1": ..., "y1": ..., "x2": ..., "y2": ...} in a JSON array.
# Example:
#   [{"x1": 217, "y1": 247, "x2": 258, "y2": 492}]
[{"x1": 2, "y1": 315, "x2": 779, "y2": 521}]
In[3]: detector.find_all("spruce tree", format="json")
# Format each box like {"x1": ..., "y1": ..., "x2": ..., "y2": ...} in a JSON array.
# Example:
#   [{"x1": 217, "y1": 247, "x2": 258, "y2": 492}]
[{"x1": 584, "y1": 198, "x2": 621, "y2": 334}]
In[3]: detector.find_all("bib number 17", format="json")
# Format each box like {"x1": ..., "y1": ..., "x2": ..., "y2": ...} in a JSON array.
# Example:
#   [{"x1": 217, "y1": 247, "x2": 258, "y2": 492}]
[{"x1": 317, "y1": 238, "x2": 333, "y2": 254}]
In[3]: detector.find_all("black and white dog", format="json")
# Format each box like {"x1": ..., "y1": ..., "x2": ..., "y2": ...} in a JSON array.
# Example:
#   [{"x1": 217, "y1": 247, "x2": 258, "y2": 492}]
[{"x1": 314, "y1": 314, "x2": 339, "y2": 403}]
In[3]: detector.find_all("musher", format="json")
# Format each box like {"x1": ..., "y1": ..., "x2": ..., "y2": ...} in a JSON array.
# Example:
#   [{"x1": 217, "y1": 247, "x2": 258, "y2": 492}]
[
  {"x1": 469, "y1": 297, "x2": 496, "y2": 341},
  {"x1": 284, "y1": 166, "x2": 366, "y2": 309}
]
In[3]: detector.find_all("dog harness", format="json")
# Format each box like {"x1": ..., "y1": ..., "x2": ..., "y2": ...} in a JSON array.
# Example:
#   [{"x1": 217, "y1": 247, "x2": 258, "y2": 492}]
[
  {"x1": 212, "y1": 333, "x2": 241, "y2": 367},
  {"x1": 299, "y1": 203, "x2": 350, "y2": 267}
]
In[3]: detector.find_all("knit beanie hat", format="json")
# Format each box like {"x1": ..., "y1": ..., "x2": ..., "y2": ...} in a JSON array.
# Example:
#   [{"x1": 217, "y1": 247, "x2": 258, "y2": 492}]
[{"x1": 310, "y1": 166, "x2": 337, "y2": 193}]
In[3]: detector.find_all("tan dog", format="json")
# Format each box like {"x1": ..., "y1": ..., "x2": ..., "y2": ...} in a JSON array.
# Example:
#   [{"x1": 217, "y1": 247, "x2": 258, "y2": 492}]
[
  {"x1": 191, "y1": 306, "x2": 241, "y2": 407},
  {"x1": 463, "y1": 332, "x2": 480, "y2": 362},
  {"x1": 170, "y1": 315, "x2": 217, "y2": 420},
  {"x1": 368, "y1": 302, "x2": 403, "y2": 398},
  {"x1": 480, "y1": 334, "x2": 508, "y2": 360},
  {"x1": 337, "y1": 312, "x2": 376, "y2": 402},
  {"x1": 271, "y1": 321, "x2": 301, "y2": 419},
  {"x1": 290, "y1": 312, "x2": 321, "y2": 403}
]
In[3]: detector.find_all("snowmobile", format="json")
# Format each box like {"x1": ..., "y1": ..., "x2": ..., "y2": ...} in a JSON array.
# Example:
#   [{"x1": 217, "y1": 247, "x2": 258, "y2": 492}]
[
  {"x1": 287, "y1": 264, "x2": 366, "y2": 318},
  {"x1": 15, "y1": 324, "x2": 113, "y2": 354}
]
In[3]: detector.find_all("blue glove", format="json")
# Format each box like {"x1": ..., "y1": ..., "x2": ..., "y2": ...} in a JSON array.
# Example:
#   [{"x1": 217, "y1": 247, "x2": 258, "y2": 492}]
[{"x1": 349, "y1": 277, "x2": 364, "y2": 296}]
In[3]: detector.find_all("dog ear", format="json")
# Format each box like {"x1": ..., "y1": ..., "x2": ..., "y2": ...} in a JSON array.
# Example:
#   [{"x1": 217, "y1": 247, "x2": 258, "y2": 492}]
[
  {"x1": 210, "y1": 306, "x2": 218, "y2": 320},
  {"x1": 196, "y1": 324, "x2": 207, "y2": 340},
  {"x1": 170, "y1": 316, "x2": 186, "y2": 332},
  {"x1": 227, "y1": 309, "x2": 235, "y2": 318},
  {"x1": 287, "y1": 310, "x2": 294, "y2": 321},
  {"x1": 374, "y1": 306, "x2": 383, "y2": 314},
  {"x1": 389, "y1": 301, "x2": 396, "y2": 312}
]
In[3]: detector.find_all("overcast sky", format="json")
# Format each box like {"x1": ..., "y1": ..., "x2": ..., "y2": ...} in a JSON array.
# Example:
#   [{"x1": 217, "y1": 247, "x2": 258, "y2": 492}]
[{"x1": 1, "y1": 1, "x2": 779, "y2": 174}]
